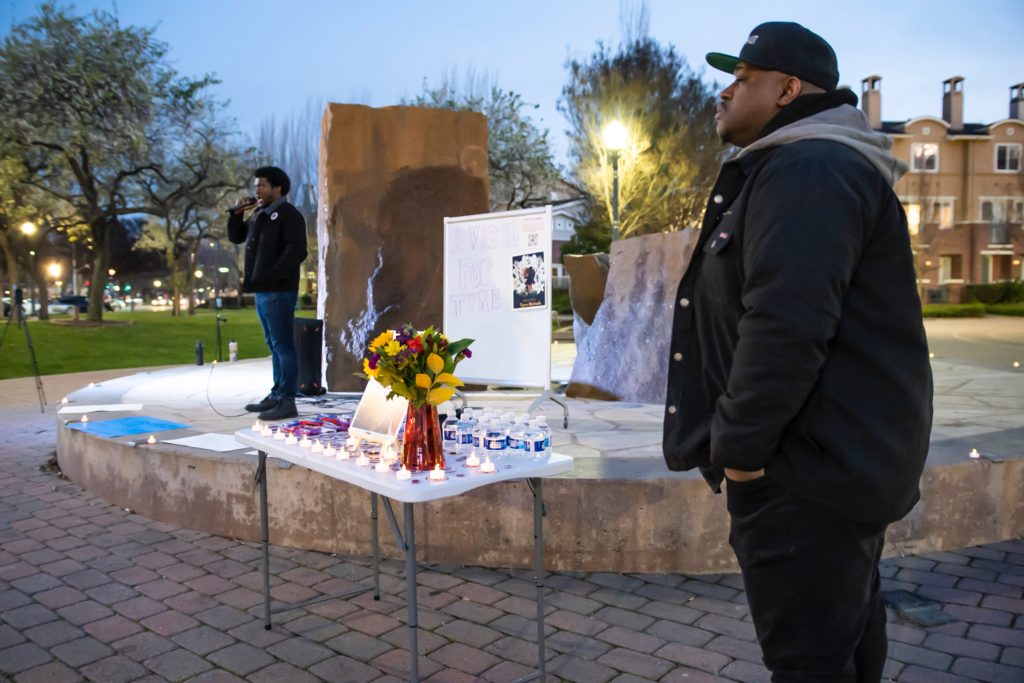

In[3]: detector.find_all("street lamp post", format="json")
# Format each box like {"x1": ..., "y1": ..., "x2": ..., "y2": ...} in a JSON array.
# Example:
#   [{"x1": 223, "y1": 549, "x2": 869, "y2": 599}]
[
  {"x1": 70, "y1": 240, "x2": 79, "y2": 296},
  {"x1": 19, "y1": 222, "x2": 38, "y2": 315},
  {"x1": 602, "y1": 121, "x2": 628, "y2": 242}
]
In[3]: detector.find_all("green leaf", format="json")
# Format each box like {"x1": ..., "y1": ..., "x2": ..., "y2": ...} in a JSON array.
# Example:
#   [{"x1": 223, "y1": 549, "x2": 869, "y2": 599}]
[{"x1": 447, "y1": 338, "x2": 474, "y2": 356}]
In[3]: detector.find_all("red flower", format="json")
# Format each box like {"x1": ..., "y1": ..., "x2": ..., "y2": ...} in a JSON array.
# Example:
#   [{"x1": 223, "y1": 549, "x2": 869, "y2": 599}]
[{"x1": 407, "y1": 337, "x2": 423, "y2": 353}]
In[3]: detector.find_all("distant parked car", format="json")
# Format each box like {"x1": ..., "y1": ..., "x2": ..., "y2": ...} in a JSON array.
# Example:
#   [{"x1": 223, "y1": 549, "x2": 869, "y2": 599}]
[
  {"x1": 2, "y1": 297, "x2": 28, "y2": 318},
  {"x1": 105, "y1": 296, "x2": 127, "y2": 311},
  {"x1": 56, "y1": 295, "x2": 89, "y2": 312},
  {"x1": 47, "y1": 299, "x2": 75, "y2": 315}
]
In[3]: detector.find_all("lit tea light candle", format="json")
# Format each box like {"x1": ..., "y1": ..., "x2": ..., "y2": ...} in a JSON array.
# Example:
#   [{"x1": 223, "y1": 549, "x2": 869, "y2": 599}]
[
  {"x1": 1014, "y1": 361, "x2": 1021, "y2": 369},
  {"x1": 382, "y1": 444, "x2": 397, "y2": 462},
  {"x1": 969, "y1": 448, "x2": 981, "y2": 459},
  {"x1": 147, "y1": 435, "x2": 156, "y2": 445},
  {"x1": 375, "y1": 460, "x2": 390, "y2": 473},
  {"x1": 311, "y1": 440, "x2": 324, "y2": 454},
  {"x1": 323, "y1": 444, "x2": 336, "y2": 457},
  {"x1": 336, "y1": 448, "x2": 349, "y2": 460},
  {"x1": 261, "y1": 425, "x2": 272, "y2": 437},
  {"x1": 480, "y1": 456, "x2": 496, "y2": 473},
  {"x1": 428, "y1": 464, "x2": 446, "y2": 481},
  {"x1": 346, "y1": 436, "x2": 359, "y2": 450},
  {"x1": 466, "y1": 451, "x2": 480, "y2": 467},
  {"x1": 285, "y1": 435, "x2": 298, "y2": 446},
  {"x1": 252, "y1": 419, "x2": 262, "y2": 431},
  {"x1": 396, "y1": 465, "x2": 411, "y2": 481},
  {"x1": 928, "y1": 352, "x2": 935, "y2": 359},
  {"x1": 299, "y1": 436, "x2": 311, "y2": 448},
  {"x1": 273, "y1": 430, "x2": 286, "y2": 440},
  {"x1": 61, "y1": 397, "x2": 69, "y2": 404},
  {"x1": 88, "y1": 382, "x2": 95, "y2": 388},
  {"x1": 81, "y1": 415, "x2": 89, "y2": 425},
  {"x1": 356, "y1": 454, "x2": 370, "y2": 467}
]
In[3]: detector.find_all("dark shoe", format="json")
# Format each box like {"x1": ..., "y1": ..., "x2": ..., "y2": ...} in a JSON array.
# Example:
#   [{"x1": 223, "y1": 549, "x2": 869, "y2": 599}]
[
  {"x1": 259, "y1": 398, "x2": 298, "y2": 421},
  {"x1": 245, "y1": 394, "x2": 278, "y2": 413}
]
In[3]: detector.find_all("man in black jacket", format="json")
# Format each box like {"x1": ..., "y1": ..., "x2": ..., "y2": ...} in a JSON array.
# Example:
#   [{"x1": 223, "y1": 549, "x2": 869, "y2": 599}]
[
  {"x1": 663, "y1": 23, "x2": 933, "y2": 681},
  {"x1": 228, "y1": 166, "x2": 308, "y2": 420}
]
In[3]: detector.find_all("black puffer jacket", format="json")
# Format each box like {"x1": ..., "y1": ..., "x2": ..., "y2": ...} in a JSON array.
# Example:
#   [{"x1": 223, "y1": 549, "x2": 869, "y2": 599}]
[
  {"x1": 227, "y1": 201, "x2": 307, "y2": 293},
  {"x1": 663, "y1": 93, "x2": 933, "y2": 525}
]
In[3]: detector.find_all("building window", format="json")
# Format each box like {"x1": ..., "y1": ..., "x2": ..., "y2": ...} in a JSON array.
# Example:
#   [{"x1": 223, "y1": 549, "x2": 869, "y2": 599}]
[
  {"x1": 911, "y1": 143, "x2": 939, "y2": 172},
  {"x1": 904, "y1": 202, "x2": 921, "y2": 235},
  {"x1": 995, "y1": 143, "x2": 1022, "y2": 172},
  {"x1": 982, "y1": 198, "x2": 1024, "y2": 224},
  {"x1": 938, "y1": 255, "x2": 963, "y2": 284},
  {"x1": 927, "y1": 199, "x2": 955, "y2": 229}
]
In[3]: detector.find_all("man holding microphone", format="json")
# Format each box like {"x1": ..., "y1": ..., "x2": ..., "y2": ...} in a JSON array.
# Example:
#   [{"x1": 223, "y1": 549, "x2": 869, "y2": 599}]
[{"x1": 228, "y1": 166, "x2": 307, "y2": 421}]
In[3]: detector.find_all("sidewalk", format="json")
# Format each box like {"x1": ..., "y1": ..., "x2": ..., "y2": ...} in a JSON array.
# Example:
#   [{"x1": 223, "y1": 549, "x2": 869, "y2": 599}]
[{"x1": 1, "y1": 369, "x2": 1023, "y2": 682}]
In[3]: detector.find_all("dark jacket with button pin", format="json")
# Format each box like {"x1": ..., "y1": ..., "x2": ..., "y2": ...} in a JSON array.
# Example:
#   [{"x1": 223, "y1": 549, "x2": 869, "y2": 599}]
[
  {"x1": 227, "y1": 200, "x2": 308, "y2": 293},
  {"x1": 663, "y1": 91, "x2": 933, "y2": 525}
]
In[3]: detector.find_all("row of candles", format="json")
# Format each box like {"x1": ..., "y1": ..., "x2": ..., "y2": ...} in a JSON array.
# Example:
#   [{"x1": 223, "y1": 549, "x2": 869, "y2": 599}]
[{"x1": 252, "y1": 419, "x2": 497, "y2": 479}]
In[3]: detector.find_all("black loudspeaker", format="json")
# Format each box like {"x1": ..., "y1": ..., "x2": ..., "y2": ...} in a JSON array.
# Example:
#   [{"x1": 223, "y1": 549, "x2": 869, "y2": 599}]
[{"x1": 294, "y1": 318, "x2": 326, "y2": 396}]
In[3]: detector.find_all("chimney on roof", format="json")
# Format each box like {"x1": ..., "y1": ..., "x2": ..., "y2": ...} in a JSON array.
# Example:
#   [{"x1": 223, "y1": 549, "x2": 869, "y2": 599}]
[
  {"x1": 1011, "y1": 82, "x2": 1024, "y2": 121},
  {"x1": 942, "y1": 76, "x2": 964, "y2": 130},
  {"x1": 861, "y1": 76, "x2": 882, "y2": 130}
]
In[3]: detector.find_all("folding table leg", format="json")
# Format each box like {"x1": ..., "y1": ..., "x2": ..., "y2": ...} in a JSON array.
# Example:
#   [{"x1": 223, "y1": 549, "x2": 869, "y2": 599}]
[
  {"x1": 532, "y1": 477, "x2": 547, "y2": 678},
  {"x1": 371, "y1": 493, "x2": 381, "y2": 600},
  {"x1": 403, "y1": 502, "x2": 419, "y2": 682},
  {"x1": 257, "y1": 451, "x2": 271, "y2": 630}
]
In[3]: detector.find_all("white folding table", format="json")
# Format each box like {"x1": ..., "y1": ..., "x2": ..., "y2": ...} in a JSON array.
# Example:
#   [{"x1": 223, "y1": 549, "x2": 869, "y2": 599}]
[{"x1": 234, "y1": 428, "x2": 573, "y2": 682}]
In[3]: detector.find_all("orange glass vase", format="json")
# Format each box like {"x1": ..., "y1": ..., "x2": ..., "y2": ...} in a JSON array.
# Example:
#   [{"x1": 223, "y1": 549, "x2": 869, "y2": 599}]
[{"x1": 401, "y1": 403, "x2": 445, "y2": 472}]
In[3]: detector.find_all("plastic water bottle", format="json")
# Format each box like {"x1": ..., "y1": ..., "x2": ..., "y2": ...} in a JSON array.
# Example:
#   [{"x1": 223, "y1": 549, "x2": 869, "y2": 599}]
[
  {"x1": 456, "y1": 408, "x2": 477, "y2": 453},
  {"x1": 534, "y1": 416, "x2": 551, "y2": 450},
  {"x1": 524, "y1": 420, "x2": 547, "y2": 457},
  {"x1": 507, "y1": 417, "x2": 525, "y2": 452},
  {"x1": 228, "y1": 339, "x2": 238, "y2": 362},
  {"x1": 484, "y1": 419, "x2": 507, "y2": 454},
  {"x1": 499, "y1": 412, "x2": 516, "y2": 449},
  {"x1": 442, "y1": 411, "x2": 459, "y2": 446}
]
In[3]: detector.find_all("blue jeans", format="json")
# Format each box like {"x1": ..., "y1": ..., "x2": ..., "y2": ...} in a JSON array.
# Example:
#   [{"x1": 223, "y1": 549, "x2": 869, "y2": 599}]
[{"x1": 255, "y1": 290, "x2": 298, "y2": 400}]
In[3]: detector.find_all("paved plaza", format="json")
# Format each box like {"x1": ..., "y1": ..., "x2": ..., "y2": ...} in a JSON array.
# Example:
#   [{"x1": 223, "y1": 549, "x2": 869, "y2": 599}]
[{"x1": 1, "y1": 317, "x2": 1023, "y2": 682}]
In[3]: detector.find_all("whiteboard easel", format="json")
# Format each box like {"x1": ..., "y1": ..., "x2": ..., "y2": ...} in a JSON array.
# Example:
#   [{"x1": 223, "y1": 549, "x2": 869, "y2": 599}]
[{"x1": 443, "y1": 206, "x2": 568, "y2": 425}]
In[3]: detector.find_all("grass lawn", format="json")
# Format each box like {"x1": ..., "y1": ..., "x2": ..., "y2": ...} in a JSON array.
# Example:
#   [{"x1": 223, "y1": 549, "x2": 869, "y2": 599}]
[
  {"x1": 986, "y1": 302, "x2": 1024, "y2": 316},
  {"x1": 0, "y1": 308, "x2": 318, "y2": 379},
  {"x1": 921, "y1": 303, "x2": 987, "y2": 318}
]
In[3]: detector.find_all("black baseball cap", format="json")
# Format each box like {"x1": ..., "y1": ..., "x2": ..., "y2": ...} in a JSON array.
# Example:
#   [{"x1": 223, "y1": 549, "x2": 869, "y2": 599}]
[{"x1": 706, "y1": 21, "x2": 839, "y2": 91}]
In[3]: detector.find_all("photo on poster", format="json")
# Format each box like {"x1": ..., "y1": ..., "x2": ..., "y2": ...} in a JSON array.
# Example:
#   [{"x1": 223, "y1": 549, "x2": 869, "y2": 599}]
[{"x1": 511, "y1": 251, "x2": 546, "y2": 310}]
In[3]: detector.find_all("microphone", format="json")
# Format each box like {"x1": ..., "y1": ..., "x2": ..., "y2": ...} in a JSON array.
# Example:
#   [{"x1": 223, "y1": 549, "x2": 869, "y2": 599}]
[{"x1": 226, "y1": 197, "x2": 258, "y2": 214}]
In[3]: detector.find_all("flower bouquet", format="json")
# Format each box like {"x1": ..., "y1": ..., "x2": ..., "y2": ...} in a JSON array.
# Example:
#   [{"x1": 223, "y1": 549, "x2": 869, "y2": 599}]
[{"x1": 362, "y1": 325, "x2": 473, "y2": 471}]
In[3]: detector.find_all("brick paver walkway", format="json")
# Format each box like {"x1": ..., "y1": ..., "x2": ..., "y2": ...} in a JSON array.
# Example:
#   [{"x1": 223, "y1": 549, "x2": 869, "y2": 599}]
[{"x1": 1, "y1": 375, "x2": 1022, "y2": 682}]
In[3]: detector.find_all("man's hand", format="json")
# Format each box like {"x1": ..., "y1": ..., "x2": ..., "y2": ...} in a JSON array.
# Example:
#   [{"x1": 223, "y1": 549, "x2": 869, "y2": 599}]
[
  {"x1": 231, "y1": 196, "x2": 257, "y2": 215},
  {"x1": 725, "y1": 468, "x2": 765, "y2": 482}
]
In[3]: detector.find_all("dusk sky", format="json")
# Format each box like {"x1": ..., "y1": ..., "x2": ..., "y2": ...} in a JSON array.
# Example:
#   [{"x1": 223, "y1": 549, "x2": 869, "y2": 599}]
[{"x1": 3, "y1": 0, "x2": 1022, "y2": 166}]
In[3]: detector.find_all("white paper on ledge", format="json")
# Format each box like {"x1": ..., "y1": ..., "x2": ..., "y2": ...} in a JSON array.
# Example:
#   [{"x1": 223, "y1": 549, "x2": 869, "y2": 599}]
[
  {"x1": 58, "y1": 404, "x2": 144, "y2": 414},
  {"x1": 162, "y1": 433, "x2": 246, "y2": 452}
]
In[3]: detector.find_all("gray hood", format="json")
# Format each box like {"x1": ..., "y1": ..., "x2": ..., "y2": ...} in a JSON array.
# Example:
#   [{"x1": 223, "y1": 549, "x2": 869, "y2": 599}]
[{"x1": 737, "y1": 104, "x2": 908, "y2": 186}]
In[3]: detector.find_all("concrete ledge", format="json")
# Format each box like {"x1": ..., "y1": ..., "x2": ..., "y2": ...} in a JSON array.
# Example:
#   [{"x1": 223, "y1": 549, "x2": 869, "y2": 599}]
[{"x1": 56, "y1": 420, "x2": 1024, "y2": 574}]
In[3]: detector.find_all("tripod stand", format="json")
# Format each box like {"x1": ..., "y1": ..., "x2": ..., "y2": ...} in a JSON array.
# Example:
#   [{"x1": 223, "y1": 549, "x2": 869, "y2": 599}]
[{"x1": 0, "y1": 288, "x2": 46, "y2": 412}]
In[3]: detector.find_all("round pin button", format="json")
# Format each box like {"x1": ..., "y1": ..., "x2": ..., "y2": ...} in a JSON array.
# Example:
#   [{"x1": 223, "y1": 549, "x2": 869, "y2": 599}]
[
  {"x1": 679, "y1": 297, "x2": 691, "y2": 308},
  {"x1": 713, "y1": 194, "x2": 724, "y2": 204},
  {"x1": 673, "y1": 352, "x2": 683, "y2": 362},
  {"x1": 667, "y1": 406, "x2": 678, "y2": 415}
]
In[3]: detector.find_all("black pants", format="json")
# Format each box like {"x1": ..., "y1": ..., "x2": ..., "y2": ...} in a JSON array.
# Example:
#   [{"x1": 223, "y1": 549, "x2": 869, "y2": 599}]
[{"x1": 727, "y1": 474, "x2": 888, "y2": 682}]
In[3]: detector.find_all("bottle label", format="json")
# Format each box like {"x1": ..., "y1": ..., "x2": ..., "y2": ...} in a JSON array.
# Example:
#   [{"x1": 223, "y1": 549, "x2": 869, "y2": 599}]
[
  {"x1": 485, "y1": 436, "x2": 505, "y2": 450},
  {"x1": 526, "y1": 438, "x2": 546, "y2": 453},
  {"x1": 443, "y1": 427, "x2": 457, "y2": 441}
]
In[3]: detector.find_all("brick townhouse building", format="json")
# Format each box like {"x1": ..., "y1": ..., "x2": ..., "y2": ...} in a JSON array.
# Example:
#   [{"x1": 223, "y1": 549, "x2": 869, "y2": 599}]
[{"x1": 861, "y1": 76, "x2": 1024, "y2": 302}]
